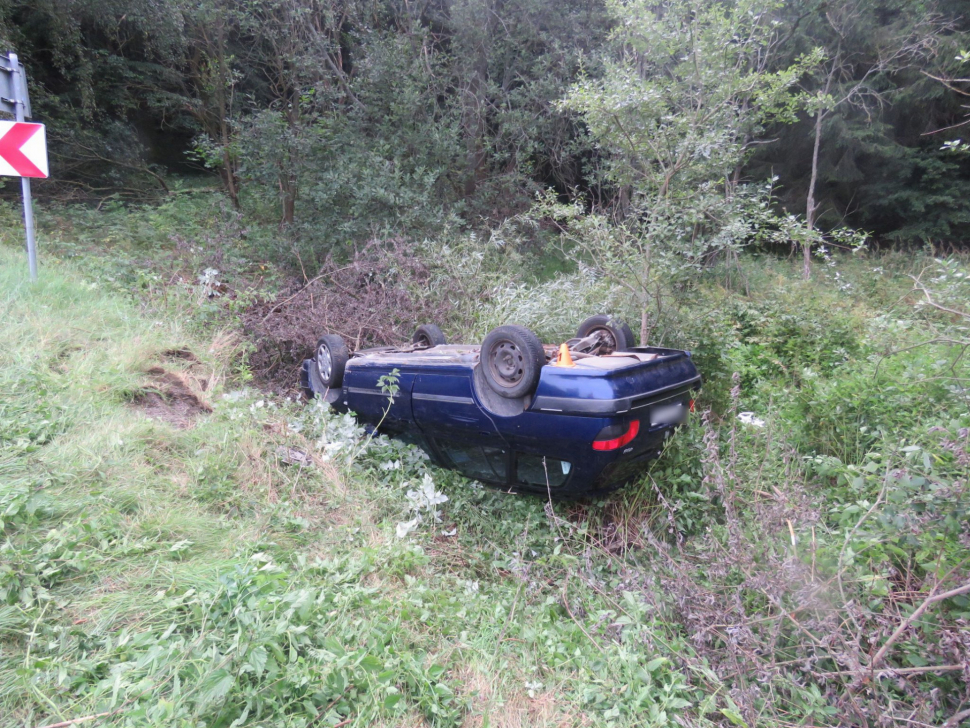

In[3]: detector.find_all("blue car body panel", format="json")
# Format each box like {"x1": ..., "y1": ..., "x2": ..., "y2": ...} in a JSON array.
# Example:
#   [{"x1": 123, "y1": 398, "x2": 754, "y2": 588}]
[{"x1": 302, "y1": 344, "x2": 700, "y2": 498}]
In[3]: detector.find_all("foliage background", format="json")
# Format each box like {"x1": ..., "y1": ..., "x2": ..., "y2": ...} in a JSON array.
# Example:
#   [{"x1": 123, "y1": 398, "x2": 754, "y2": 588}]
[{"x1": 1, "y1": 0, "x2": 969, "y2": 253}]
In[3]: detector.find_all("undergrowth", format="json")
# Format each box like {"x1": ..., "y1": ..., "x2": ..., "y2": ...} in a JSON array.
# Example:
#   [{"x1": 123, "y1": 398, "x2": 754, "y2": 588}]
[
  {"x1": 1, "y1": 197, "x2": 969, "y2": 727},
  {"x1": 0, "y1": 243, "x2": 701, "y2": 727}
]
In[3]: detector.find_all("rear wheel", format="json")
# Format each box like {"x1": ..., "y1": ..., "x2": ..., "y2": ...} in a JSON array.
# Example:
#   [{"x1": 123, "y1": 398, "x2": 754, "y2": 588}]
[
  {"x1": 576, "y1": 315, "x2": 636, "y2": 352},
  {"x1": 412, "y1": 324, "x2": 447, "y2": 348},
  {"x1": 315, "y1": 334, "x2": 349, "y2": 389},
  {"x1": 480, "y1": 325, "x2": 545, "y2": 398}
]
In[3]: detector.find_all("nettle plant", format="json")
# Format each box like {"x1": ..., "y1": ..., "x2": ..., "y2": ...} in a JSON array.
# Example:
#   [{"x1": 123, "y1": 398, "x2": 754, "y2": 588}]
[
  {"x1": 296, "y1": 373, "x2": 452, "y2": 540},
  {"x1": 395, "y1": 474, "x2": 449, "y2": 538}
]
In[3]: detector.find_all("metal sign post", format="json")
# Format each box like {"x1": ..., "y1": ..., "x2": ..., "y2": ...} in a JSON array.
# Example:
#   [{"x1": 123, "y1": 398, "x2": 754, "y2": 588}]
[{"x1": 0, "y1": 52, "x2": 46, "y2": 281}]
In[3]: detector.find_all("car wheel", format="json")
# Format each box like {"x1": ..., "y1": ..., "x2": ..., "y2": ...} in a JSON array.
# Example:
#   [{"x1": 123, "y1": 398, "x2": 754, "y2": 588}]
[
  {"x1": 315, "y1": 334, "x2": 349, "y2": 389},
  {"x1": 412, "y1": 324, "x2": 447, "y2": 348},
  {"x1": 481, "y1": 325, "x2": 545, "y2": 398},
  {"x1": 576, "y1": 315, "x2": 636, "y2": 352}
]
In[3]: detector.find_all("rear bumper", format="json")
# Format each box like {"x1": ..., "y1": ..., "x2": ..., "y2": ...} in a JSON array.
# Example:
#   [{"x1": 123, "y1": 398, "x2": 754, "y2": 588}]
[{"x1": 516, "y1": 423, "x2": 681, "y2": 497}]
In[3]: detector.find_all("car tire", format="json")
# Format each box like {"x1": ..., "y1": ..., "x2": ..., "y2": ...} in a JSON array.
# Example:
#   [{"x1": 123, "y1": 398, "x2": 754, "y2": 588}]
[
  {"x1": 314, "y1": 334, "x2": 349, "y2": 389},
  {"x1": 412, "y1": 324, "x2": 447, "y2": 348},
  {"x1": 481, "y1": 325, "x2": 545, "y2": 399},
  {"x1": 576, "y1": 315, "x2": 636, "y2": 352}
]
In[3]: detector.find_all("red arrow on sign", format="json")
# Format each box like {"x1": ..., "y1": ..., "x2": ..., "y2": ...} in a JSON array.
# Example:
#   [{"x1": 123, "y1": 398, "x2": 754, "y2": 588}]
[{"x1": 0, "y1": 122, "x2": 48, "y2": 178}]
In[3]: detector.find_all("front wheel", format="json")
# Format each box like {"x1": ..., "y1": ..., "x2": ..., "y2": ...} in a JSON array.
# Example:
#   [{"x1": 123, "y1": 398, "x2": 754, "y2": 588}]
[
  {"x1": 480, "y1": 325, "x2": 545, "y2": 399},
  {"x1": 576, "y1": 314, "x2": 636, "y2": 352},
  {"x1": 412, "y1": 324, "x2": 447, "y2": 348},
  {"x1": 314, "y1": 334, "x2": 349, "y2": 389}
]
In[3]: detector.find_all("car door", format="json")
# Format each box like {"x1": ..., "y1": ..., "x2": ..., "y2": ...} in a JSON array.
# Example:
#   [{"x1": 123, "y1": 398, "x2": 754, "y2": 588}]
[
  {"x1": 341, "y1": 364, "x2": 415, "y2": 428},
  {"x1": 431, "y1": 439, "x2": 510, "y2": 486},
  {"x1": 410, "y1": 371, "x2": 510, "y2": 485},
  {"x1": 411, "y1": 373, "x2": 498, "y2": 438}
]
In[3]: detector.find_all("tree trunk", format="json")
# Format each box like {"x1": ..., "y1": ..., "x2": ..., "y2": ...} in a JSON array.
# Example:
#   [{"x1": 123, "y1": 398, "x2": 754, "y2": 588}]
[
  {"x1": 280, "y1": 87, "x2": 300, "y2": 227},
  {"x1": 215, "y1": 17, "x2": 239, "y2": 209},
  {"x1": 805, "y1": 66, "x2": 835, "y2": 281},
  {"x1": 616, "y1": 186, "x2": 631, "y2": 221},
  {"x1": 462, "y1": 65, "x2": 486, "y2": 198},
  {"x1": 639, "y1": 240, "x2": 652, "y2": 345},
  {"x1": 804, "y1": 106, "x2": 824, "y2": 281},
  {"x1": 279, "y1": 171, "x2": 297, "y2": 227},
  {"x1": 221, "y1": 147, "x2": 239, "y2": 209},
  {"x1": 459, "y1": 6, "x2": 491, "y2": 200}
]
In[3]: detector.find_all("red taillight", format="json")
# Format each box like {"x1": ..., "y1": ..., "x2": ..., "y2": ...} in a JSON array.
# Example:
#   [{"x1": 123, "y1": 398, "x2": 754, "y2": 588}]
[{"x1": 592, "y1": 420, "x2": 640, "y2": 451}]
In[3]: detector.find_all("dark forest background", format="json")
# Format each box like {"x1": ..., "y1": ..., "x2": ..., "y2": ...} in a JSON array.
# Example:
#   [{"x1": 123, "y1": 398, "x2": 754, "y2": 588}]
[{"x1": 1, "y1": 0, "x2": 969, "y2": 257}]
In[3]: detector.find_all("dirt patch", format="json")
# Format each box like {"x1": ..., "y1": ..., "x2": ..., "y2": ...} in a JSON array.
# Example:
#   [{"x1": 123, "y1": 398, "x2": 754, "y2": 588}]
[
  {"x1": 455, "y1": 667, "x2": 580, "y2": 728},
  {"x1": 163, "y1": 347, "x2": 201, "y2": 364},
  {"x1": 49, "y1": 344, "x2": 82, "y2": 374},
  {"x1": 131, "y1": 366, "x2": 212, "y2": 429}
]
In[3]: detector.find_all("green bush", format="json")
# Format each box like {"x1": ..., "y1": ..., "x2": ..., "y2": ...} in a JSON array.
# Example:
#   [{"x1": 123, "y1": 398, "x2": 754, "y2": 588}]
[{"x1": 785, "y1": 343, "x2": 965, "y2": 463}]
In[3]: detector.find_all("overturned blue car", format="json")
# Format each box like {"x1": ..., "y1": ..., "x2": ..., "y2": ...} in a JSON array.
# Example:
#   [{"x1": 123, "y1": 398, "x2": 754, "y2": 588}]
[{"x1": 302, "y1": 315, "x2": 700, "y2": 498}]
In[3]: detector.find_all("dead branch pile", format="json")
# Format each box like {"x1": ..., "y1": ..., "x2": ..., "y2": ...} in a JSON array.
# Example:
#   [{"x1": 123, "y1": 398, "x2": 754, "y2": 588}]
[{"x1": 243, "y1": 239, "x2": 457, "y2": 392}]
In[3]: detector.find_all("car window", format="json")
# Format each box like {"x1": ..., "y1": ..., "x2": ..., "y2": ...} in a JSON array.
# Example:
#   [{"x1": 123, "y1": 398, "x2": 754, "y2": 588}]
[
  {"x1": 515, "y1": 454, "x2": 571, "y2": 488},
  {"x1": 436, "y1": 441, "x2": 508, "y2": 482}
]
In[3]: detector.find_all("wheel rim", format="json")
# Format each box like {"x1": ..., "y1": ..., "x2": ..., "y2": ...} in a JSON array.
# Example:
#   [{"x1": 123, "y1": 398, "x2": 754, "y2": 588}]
[
  {"x1": 487, "y1": 340, "x2": 524, "y2": 389},
  {"x1": 316, "y1": 344, "x2": 333, "y2": 381}
]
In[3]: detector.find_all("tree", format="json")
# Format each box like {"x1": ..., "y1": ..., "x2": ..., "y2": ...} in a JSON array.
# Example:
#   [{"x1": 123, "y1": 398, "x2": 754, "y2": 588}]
[
  {"x1": 237, "y1": 0, "x2": 360, "y2": 226},
  {"x1": 795, "y1": 0, "x2": 944, "y2": 277},
  {"x1": 561, "y1": 0, "x2": 813, "y2": 341},
  {"x1": 929, "y1": 48, "x2": 970, "y2": 153},
  {"x1": 440, "y1": 0, "x2": 612, "y2": 210},
  {"x1": 219, "y1": 0, "x2": 611, "y2": 246},
  {"x1": 185, "y1": 0, "x2": 242, "y2": 208},
  {"x1": 745, "y1": 0, "x2": 970, "y2": 255},
  {"x1": 0, "y1": 0, "x2": 195, "y2": 195}
]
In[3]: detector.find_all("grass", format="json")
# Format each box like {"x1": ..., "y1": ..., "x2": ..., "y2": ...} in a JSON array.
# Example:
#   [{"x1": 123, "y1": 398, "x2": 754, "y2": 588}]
[
  {"x1": 2, "y1": 197, "x2": 969, "y2": 727},
  {"x1": 0, "y1": 241, "x2": 702, "y2": 727}
]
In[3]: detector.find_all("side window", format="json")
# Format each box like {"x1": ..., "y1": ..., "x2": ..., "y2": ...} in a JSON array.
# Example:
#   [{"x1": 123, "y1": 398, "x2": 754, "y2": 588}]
[
  {"x1": 515, "y1": 454, "x2": 572, "y2": 488},
  {"x1": 435, "y1": 441, "x2": 508, "y2": 483}
]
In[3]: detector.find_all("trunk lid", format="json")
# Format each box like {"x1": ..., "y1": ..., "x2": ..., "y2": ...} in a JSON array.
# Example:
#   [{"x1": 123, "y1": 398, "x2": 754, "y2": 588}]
[{"x1": 529, "y1": 347, "x2": 700, "y2": 416}]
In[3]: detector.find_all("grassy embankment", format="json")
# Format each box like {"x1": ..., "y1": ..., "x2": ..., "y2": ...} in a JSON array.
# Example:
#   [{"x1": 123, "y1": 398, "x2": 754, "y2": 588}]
[
  {"x1": 2, "y1": 198, "x2": 969, "y2": 727},
  {"x1": 0, "y1": 233, "x2": 700, "y2": 727}
]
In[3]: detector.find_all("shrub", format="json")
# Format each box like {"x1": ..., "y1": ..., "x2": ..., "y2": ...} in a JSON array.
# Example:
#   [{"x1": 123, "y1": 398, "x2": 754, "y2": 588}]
[{"x1": 785, "y1": 342, "x2": 966, "y2": 463}]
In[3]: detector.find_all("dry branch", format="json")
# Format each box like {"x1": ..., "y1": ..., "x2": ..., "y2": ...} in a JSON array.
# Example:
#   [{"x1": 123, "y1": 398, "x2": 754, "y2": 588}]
[
  {"x1": 869, "y1": 582, "x2": 970, "y2": 672},
  {"x1": 36, "y1": 710, "x2": 122, "y2": 728}
]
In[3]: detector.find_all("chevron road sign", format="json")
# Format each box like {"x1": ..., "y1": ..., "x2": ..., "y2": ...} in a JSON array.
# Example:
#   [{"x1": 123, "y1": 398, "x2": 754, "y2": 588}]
[
  {"x1": 1, "y1": 50, "x2": 42, "y2": 280},
  {"x1": 0, "y1": 121, "x2": 48, "y2": 178}
]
